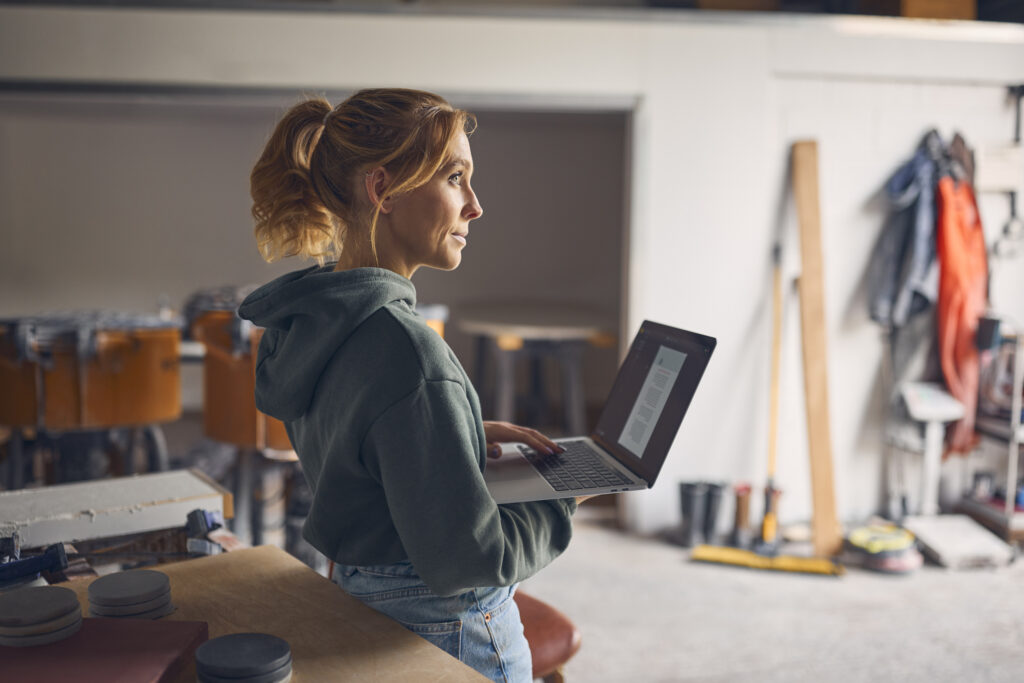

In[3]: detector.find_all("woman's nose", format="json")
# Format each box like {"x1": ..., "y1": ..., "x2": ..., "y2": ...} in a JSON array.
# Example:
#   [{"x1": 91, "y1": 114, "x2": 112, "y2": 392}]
[{"x1": 465, "y1": 189, "x2": 483, "y2": 220}]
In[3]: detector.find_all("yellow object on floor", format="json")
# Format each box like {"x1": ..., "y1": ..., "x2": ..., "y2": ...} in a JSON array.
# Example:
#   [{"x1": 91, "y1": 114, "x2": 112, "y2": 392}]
[
  {"x1": 690, "y1": 544, "x2": 845, "y2": 576},
  {"x1": 847, "y1": 524, "x2": 915, "y2": 555}
]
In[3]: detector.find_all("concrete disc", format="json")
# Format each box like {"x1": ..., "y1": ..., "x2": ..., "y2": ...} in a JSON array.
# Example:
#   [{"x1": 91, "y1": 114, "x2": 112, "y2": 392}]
[
  {"x1": 89, "y1": 588, "x2": 170, "y2": 616},
  {"x1": 0, "y1": 586, "x2": 80, "y2": 627},
  {"x1": 198, "y1": 660, "x2": 292, "y2": 683},
  {"x1": 196, "y1": 633, "x2": 292, "y2": 678},
  {"x1": 88, "y1": 569, "x2": 170, "y2": 607},
  {"x1": 0, "y1": 574, "x2": 49, "y2": 593},
  {"x1": 0, "y1": 604, "x2": 82, "y2": 637},
  {"x1": 0, "y1": 614, "x2": 82, "y2": 647},
  {"x1": 89, "y1": 600, "x2": 175, "y2": 620}
]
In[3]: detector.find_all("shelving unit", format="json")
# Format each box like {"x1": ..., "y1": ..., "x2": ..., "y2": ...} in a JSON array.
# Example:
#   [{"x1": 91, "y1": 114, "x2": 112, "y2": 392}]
[{"x1": 956, "y1": 333, "x2": 1024, "y2": 541}]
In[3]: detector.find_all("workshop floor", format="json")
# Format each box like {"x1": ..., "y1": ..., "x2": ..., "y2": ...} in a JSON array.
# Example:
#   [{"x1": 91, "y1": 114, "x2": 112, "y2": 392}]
[{"x1": 520, "y1": 509, "x2": 1024, "y2": 683}]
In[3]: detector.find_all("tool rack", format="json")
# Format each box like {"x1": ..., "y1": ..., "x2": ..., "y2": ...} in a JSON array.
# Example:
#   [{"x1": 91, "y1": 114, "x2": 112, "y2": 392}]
[{"x1": 957, "y1": 332, "x2": 1024, "y2": 541}]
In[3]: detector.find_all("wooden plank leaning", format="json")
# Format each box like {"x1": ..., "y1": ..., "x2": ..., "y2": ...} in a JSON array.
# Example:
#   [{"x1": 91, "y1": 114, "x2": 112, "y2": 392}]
[{"x1": 791, "y1": 140, "x2": 843, "y2": 558}]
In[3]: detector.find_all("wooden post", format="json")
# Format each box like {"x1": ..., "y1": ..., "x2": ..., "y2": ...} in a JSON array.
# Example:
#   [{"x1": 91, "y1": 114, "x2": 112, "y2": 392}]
[{"x1": 791, "y1": 140, "x2": 843, "y2": 558}]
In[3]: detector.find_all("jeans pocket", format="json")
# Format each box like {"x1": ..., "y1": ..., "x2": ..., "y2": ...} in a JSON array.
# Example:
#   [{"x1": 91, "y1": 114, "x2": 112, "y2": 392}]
[
  {"x1": 335, "y1": 565, "x2": 434, "y2": 602},
  {"x1": 401, "y1": 618, "x2": 463, "y2": 660}
]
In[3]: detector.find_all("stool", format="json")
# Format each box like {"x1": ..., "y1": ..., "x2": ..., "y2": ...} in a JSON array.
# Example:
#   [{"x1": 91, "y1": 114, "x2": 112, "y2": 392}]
[
  {"x1": 191, "y1": 312, "x2": 296, "y2": 547},
  {"x1": 0, "y1": 314, "x2": 180, "y2": 489},
  {"x1": 888, "y1": 381, "x2": 965, "y2": 516},
  {"x1": 458, "y1": 304, "x2": 612, "y2": 435},
  {"x1": 514, "y1": 591, "x2": 581, "y2": 683}
]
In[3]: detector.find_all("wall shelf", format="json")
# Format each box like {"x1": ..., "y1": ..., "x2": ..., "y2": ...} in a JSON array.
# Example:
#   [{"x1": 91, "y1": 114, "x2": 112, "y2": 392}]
[{"x1": 957, "y1": 333, "x2": 1024, "y2": 541}]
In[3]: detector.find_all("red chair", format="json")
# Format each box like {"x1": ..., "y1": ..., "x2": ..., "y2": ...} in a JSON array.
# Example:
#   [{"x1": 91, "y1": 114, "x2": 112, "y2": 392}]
[{"x1": 515, "y1": 591, "x2": 582, "y2": 683}]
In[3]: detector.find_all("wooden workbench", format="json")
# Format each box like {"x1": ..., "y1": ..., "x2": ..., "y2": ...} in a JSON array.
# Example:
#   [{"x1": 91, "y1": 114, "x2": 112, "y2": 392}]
[{"x1": 65, "y1": 545, "x2": 486, "y2": 682}]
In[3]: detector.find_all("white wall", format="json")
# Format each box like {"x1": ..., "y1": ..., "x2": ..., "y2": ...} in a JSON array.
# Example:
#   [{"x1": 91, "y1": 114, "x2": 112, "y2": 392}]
[{"x1": 2, "y1": 6, "x2": 1023, "y2": 535}]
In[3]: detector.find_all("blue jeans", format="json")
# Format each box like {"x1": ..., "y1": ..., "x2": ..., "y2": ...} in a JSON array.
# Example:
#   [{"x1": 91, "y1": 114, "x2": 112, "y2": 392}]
[{"x1": 331, "y1": 561, "x2": 532, "y2": 683}]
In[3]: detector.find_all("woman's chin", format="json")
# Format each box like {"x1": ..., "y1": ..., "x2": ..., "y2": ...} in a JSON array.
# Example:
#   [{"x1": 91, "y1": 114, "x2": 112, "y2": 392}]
[
  {"x1": 424, "y1": 254, "x2": 462, "y2": 272},
  {"x1": 443, "y1": 252, "x2": 463, "y2": 270}
]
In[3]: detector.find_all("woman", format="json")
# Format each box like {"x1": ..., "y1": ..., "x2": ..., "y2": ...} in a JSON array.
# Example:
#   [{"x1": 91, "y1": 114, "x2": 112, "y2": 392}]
[{"x1": 238, "y1": 88, "x2": 579, "y2": 682}]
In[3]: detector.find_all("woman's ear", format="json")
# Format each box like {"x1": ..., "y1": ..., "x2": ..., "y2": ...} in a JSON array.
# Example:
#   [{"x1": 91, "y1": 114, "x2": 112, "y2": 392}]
[{"x1": 364, "y1": 167, "x2": 393, "y2": 214}]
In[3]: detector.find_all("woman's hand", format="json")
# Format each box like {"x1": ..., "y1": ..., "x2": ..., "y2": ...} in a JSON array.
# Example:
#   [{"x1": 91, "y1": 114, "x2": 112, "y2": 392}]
[{"x1": 482, "y1": 421, "x2": 565, "y2": 459}]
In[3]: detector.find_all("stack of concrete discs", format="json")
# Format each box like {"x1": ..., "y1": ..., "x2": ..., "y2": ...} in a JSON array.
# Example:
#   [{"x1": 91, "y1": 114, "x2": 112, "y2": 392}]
[
  {"x1": 88, "y1": 569, "x2": 175, "y2": 619},
  {"x1": 196, "y1": 633, "x2": 293, "y2": 683},
  {"x1": 844, "y1": 524, "x2": 923, "y2": 574},
  {"x1": 0, "y1": 585, "x2": 83, "y2": 647}
]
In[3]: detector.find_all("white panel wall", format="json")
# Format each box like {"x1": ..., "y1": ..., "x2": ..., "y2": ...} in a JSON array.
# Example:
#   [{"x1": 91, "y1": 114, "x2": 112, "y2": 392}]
[{"x1": 2, "y1": 6, "x2": 1023, "y2": 534}]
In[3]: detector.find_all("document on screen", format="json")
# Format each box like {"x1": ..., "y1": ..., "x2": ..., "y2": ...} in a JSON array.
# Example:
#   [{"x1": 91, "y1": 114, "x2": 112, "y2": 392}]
[{"x1": 618, "y1": 346, "x2": 687, "y2": 458}]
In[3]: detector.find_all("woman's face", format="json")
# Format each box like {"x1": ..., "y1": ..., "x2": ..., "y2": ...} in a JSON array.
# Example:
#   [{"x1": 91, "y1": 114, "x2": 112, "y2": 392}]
[{"x1": 379, "y1": 131, "x2": 483, "y2": 277}]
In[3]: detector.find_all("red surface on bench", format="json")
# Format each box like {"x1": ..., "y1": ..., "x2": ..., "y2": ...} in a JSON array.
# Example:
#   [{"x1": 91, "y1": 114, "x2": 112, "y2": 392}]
[{"x1": 0, "y1": 617, "x2": 208, "y2": 682}]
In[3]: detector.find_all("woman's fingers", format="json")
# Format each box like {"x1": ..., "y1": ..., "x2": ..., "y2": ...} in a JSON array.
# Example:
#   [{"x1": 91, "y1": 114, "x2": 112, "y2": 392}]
[
  {"x1": 482, "y1": 420, "x2": 564, "y2": 456},
  {"x1": 517, "y1": 427, "x2": 564, "y2": 456}
]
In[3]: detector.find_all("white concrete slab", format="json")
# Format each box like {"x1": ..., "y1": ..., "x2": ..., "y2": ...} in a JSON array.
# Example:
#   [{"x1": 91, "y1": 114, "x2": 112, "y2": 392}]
[{"x1": 0, "y1": 469, "x2": 231, "y2": 549}]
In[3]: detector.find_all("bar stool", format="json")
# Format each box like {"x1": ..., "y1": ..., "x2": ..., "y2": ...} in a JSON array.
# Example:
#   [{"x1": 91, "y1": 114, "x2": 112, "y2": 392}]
[
  {"x1": 190, "y1": 310, "x2": 295, "y2": 547},
  {"x1": 515, "y1": 591, "x2": 582, "y2": 683},
  {"x1": 0, "y1": 313, "x2": 181, "y2": 489},
  {"x1": 896, "y1": 381, "x2": 965, "y2": 516},
  {"x1": 458, "y1": 303, "x2": 613, "y2": 435}
]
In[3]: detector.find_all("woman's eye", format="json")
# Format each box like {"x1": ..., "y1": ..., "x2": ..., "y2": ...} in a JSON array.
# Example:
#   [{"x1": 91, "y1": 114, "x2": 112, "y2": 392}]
[{"x1": 448, "y1": 171, "x2": 463, "y2": 185}]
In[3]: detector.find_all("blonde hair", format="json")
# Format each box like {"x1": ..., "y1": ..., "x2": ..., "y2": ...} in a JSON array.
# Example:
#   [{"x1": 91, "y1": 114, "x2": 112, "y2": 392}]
[{"x1": 250, "y1": 88, "x2": 477, "y2": 265}]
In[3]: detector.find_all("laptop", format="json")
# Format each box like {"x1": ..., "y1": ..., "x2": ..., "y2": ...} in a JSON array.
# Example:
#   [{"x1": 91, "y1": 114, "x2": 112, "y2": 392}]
[{"x1": 484, "y1": 320, "x2": 716, "y2": 503}]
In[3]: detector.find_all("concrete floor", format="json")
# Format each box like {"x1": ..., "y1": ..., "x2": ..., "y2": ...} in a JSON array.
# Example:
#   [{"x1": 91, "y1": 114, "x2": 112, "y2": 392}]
[{"x1": 520, "y1": 511, "x2": 1024, "y2": 683}]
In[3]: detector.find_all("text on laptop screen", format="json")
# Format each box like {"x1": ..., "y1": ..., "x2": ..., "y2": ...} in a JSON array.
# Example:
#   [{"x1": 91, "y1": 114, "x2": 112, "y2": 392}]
[
  {"x1": 618, "y1": 346, "x2": 687, "y2": 458},
  {"x1": 591, "y1": 321, "x2": 715, "y2": 487}
]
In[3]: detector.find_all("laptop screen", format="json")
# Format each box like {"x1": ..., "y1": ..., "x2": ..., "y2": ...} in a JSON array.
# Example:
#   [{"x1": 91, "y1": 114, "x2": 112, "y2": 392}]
[{"x1": 591, "y1": 320, "x2": 716, "y2": 487}]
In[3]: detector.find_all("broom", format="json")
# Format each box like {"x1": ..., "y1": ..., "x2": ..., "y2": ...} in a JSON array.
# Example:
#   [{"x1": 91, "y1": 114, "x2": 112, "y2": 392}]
[{"x1": 690, "y1": 243, "x2": 843, "y2": 576}]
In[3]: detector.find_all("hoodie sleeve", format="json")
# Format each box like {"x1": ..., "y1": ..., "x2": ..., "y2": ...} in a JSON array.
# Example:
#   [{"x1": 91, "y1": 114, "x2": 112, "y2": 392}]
[{"x1": 361, "y1": 378, "x2": 577, "y2": 597}]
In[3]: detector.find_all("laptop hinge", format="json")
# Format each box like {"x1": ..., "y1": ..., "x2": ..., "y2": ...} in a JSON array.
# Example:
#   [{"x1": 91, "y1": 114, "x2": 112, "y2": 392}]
[{"x1": 591, "y1": 433, "x2": 644, "y2": 481}]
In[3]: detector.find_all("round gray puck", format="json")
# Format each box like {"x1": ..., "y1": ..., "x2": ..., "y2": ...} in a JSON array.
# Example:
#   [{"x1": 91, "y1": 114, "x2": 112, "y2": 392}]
[
  {"x1": 89, "y1": 600, "x2": 175, "y2": 620},
  {"x1": 195, "y1": 633, "x2": 292, "y2": 679},
  {"x1": 0, "y1": 614, "x2": 82, "y2": 647},
  {"x1": 0, "y1": 586, "x2": 80, "y2": 628},
  {"x1": 0, "y1": 604, "x2": 82, "y2": 637},
  {"x1": 0, "y1": 574, "x2": 48, "y2": 593},
  {"x1": 88, "y1": 569, "x2": 170, "y2": 607},
  {"x1": 198, "y1": 659, "x2": 292, "y2": 683},
  {"x1": 89, "y1": 588, "x2": 170, "y2": 616}
]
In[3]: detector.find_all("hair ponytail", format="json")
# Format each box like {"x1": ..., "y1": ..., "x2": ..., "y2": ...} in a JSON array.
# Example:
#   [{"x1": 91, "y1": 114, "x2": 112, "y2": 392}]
[
  {"x1": 250, "y1": 98, "x2": 339, "y2": 264},
  {"x1": 250, "y1": 89, "x2": 475, "y2": 267}
]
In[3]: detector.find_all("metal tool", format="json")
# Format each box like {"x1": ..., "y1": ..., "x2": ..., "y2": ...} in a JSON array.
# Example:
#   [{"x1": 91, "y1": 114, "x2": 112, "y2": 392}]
[{"x1": 0, "y1": 542, "x2": 68, "y2": 589}]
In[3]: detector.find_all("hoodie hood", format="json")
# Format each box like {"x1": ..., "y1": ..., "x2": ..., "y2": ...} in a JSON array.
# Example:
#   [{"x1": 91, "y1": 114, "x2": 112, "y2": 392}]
[{"x1": 238, "y1": 265, "x2": 416, "y2": 421}]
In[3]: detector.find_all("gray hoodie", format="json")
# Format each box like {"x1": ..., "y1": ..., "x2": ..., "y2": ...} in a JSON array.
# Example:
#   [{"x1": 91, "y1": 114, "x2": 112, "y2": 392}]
[{"x1": 238, "y1": 265, "x2": 575, "y2": 597}]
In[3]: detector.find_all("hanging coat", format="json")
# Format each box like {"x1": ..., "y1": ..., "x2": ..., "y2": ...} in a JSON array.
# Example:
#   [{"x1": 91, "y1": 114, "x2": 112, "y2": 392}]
[
  {"x1": 868, "y1": 139, "x2": 940, "y2": 330},
  {"x1": 935, "y1": 175, "x2": 988, "y2": 454}
]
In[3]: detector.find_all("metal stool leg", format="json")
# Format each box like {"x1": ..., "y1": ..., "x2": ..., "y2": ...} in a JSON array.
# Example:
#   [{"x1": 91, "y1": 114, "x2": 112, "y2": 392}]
[
  {"x1": 233, "y1": 448, "x2": 254, "y2": 546},
  {"x1": 120, "y1": 427, "x2": 138, "y2": 476},
  {"x1": 474, "y1": 334, "x2": 491, "y2": 417},
  {"x1": 257, "y1": 458, "x2": 287, "y2": 549},
  {"x1": 559, "y1": 342, "x2": 587, "y2": 436},
  {"x1": 526, "y1": 352, "x2": 547, "y2": 427},
  {"x1": 6, "y1": 430, "x2": 25, "y2": 490},
  {"x1": 143, "y1": 424, "x2": 169, "y2": 472},
  {"x1": 495, "y1": 347, "x2": 517, "y2": 423}
]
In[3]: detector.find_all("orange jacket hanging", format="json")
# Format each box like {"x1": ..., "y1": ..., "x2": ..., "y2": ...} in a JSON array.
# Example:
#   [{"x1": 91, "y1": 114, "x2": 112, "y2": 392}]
[{"x1": 935, "y1": 176, "x2": 988, "y2": 454}]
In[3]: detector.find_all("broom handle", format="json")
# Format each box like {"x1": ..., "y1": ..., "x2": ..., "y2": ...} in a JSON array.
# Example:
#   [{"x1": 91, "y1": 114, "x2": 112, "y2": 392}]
[{"x1": 768, "y1": 244, "x2": 782, "y2": 483}]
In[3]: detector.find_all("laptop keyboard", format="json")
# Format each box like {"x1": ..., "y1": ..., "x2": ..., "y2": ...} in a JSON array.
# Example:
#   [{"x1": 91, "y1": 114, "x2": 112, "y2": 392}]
[{"x1": 518, "y1": 440, "x2": 634, "y2": 491}]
